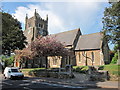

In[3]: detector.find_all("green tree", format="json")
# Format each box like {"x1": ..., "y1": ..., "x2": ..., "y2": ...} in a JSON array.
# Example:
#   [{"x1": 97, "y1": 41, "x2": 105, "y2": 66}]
[
  {"x1": 110, "y1": 44, "x2": 119, "y2": 64},
  {"x1": 0, "y1": 55, "x2": 15, "y2": 67},
  {"x1": 111, "y1": 52, "x2": 118, "y2": 64},
  {"x1": 1, "y1": 12, "x2": 27, "y2": 56},
  {"x1": 102, "y1": 2, "x2": 120, "y2": 49},
  {"x1": 113, "y1": 44, "x2": 119, "y2": 53}
]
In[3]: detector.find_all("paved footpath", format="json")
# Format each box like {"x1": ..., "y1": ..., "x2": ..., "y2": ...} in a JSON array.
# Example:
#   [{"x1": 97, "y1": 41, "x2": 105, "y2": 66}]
[{"x1": 27, "y1": 76, "x2": 119, "y2": 89}]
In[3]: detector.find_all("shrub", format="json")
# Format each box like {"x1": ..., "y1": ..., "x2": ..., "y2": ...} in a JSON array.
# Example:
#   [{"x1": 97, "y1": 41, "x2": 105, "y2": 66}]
[
  {"x1": 98, "y1": 66, "x2": 104, "y2": 70},
  {"x1": 73, "y1": 66, "x2": 88, "y2": 73},
  {"x1": 1, "y1": 55, "x2": 15, "y2": 67},
  {"x1": 111, "y1": 52, "x2": 118, "y2": 64},
  {"x1": 111, "y1": 71, "x2": 120, "y2": 76},
  {"x1": 75, "y1": 67, "x2": 83, "y2": 72},
  {"x1": 74, "y1": 65, "x2": 119, "y2": 80}
]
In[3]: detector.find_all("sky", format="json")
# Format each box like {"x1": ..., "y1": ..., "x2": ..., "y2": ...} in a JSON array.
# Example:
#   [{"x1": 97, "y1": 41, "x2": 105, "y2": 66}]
[{"x1": 1, "y1": 0, "x2": 114, "y2": 49}]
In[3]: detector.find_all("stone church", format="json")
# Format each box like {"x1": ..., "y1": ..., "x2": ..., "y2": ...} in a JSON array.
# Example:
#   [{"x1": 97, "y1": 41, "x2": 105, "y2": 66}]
[
  {"x1": 24, "y1": 9, "x2": 48, "y2": 44},
  {"x1": 14, "y1": 10, "x2": 110, "y2": 68}
]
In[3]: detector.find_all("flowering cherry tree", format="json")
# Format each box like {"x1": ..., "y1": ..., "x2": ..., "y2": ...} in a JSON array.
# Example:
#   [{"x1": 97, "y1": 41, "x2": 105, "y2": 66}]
[
  {"x1": 15, "y1": 35, "x2": 71, "y2": 68},
  {"x1": 15, "y1": 47, "x2": 32, "y2": 68},
  {"x1": 30, "y1": 35, "x2": 71, "y2": 68},
  {"x1": 31, "y1": 36, "x2": 69, "y2": 56}
]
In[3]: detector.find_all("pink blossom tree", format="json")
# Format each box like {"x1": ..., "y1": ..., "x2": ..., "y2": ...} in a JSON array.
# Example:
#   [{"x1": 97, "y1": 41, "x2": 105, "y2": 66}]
[
  {"x1": 15, "y1": 47, "x2": 32, "y2": 68},
  {"x1": 30, "y1": 35, "x2": 71, "y2": 69}
]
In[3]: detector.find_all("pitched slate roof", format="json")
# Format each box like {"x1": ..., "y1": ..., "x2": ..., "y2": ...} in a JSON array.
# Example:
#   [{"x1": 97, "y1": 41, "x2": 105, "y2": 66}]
[
  {"x1": 75, "y1": 32, "x2": 103, "y2": 50},
  {"x1": 51, "y1": 28, "x2": 81, "y2": 46}
]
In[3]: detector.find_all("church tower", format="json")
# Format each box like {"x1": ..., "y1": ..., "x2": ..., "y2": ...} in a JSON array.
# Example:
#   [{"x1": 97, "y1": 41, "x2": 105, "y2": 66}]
[{"x1": 24, "y1": 9, "x2": 48, "y2": 44}]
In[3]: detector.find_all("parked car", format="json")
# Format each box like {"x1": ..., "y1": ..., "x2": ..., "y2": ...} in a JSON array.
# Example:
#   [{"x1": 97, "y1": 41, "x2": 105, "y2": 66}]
[{"x1": 3, "y1": 67, "x2": 24, "y2": 79}]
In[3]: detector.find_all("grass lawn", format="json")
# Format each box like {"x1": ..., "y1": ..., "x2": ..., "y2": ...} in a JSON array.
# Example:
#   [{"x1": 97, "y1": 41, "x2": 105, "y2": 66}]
[
  {"x1": 73, "y1": 64, "x2": 120, "y2": 76},
  {"x1": 73, "y1": 66, "x2": 88, "y2": 70},
  {"x1": 98, "y1": 64, "x2": 120, "y2": 76},
  {"x1": 21, "y1": 68, "x2": 45, "y2": 72},
  {"x1": 21, "y1": 64, "x2": 119, "y2": 80},
  {"x1": 21, "y1": 65, "x2": 119, "y2": 76}
]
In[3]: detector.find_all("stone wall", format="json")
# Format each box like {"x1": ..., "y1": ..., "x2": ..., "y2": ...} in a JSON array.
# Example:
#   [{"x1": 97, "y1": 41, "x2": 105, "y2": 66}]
[
  {"x1": 29, "y1": 69, "x2": 74, "y2": 79},
  {"x1": 47, "y1": 54, "x2": 76, "y2": 68},
  {"x1": 75, "y1": 50, "x2": 105, "y2": 66},
  {"x1": 14, "y1": 56, "x2": 46, "y2": 68},
  {"x1": 88, "y1": 66, "x2": 110, "y2": 81},
  {"x1": 48, "y1": 56, "x2": 62, "y2": 68}
]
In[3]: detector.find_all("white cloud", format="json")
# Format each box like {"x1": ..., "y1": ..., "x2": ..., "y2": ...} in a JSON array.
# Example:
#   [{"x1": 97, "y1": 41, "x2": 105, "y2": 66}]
[
  {"x1": 12, "y1": 2, "x2": 107, "y2": 34},
  {"x1": 2, "y1": 0, "x2": 109, "y2": 2},
  {"x1": 43, "y1": 2, "x2": 104, "y2": 33},
  {"x1": 13, "y1": 4, "x2": 65, "y2": 34}
]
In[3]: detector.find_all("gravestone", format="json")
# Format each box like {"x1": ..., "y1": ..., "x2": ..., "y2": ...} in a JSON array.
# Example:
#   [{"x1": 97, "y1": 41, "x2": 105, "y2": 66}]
[
  {"x1": 88, "y1": 66, "x2": 109, "y2": 81},
  {"x1": 65, "y1": 64, "x2": 73, "y2": 73},
  {"x1": 58, "y1": 65, "x2": 74, "y2": 79}
]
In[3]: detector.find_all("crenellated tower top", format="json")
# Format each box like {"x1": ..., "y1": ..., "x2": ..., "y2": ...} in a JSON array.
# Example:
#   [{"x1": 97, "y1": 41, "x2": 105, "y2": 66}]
[{"x1": 24, "y1": 9, "x2": 48, "y2": 44}]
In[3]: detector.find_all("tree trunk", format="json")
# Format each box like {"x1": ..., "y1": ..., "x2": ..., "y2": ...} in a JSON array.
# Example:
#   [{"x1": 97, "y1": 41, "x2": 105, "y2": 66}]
[
  {"x1": 85, "y1": 54, "x2": 88, "y2": 66},
  {"x1": 8, "y1": 50, "x2": 11, "y2": 56},
  {"x1": 45, "y1": 56, "x2": 48, "y2": 69},
  {"x1": 31, "y1": 59, "x2": 34, "y2": 68},
  {"x1": 19, "y1": 60, "x2": 23, "y2": 69},
  {"x1": 20, "y1": 63, "x2": 22, "y2": 69},
  {"x1": 40, "y1": 58, "x2": 42, "y2": 68},
  {"x1": 60, "y1": 56, "x2": 64, "y2": 68},
  {"x1": 25, "y1": 60, "x2": 28, "y2": 68}
]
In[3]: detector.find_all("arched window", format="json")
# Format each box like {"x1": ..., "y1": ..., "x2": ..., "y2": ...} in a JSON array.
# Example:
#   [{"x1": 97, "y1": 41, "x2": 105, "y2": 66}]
[
  {"x1": 38, "y1": 23, "x2": 44, "y2": 28},
  {"x1": 53, "y1": 57, "x2": 57, "y2": 65},
  {"x1": 91, "y1": 52, "x2": 94, "y2": 62},
  {"x1": 79, "y1": 52, "x2": 81, "y2": 62}
]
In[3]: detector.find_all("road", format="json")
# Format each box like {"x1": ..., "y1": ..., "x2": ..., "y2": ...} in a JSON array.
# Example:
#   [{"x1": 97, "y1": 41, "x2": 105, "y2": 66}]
[
  {"x1": 1, "y1": 77, "x2": 70, "y2": 89},
  {"x1": 1, "y1": 75, "x2": 86, "y2": 89},
  {"x1": 0, "y1": 74, "x2": 118, "y2": 90}
]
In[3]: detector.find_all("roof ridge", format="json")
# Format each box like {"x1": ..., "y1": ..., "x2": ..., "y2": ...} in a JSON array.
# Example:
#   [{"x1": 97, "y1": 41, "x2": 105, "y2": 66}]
[
  {"x1": 29, "y1": 16, "x2": 34, "y2": 19},
  {"x1": 51, "y1": 28, "x2": 80, "y2": 35},
  {"x1": 75, "y1": 32, "x2": 103, "y2": 50},
  {"x1": 81, "y1": 32, "x2": 102, "y2": 36}
]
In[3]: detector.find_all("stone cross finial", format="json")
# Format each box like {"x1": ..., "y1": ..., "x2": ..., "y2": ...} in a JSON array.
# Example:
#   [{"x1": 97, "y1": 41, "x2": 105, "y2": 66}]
[
  {"x1": 46, "y1": 14, "x2": 48, "y2": 21},
  {"x1": 26, "y1": 14, "x2": 28, "y2": 19},
  {"x1": 34, "y1": 9, "x2": 37, "y2": 16}
]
